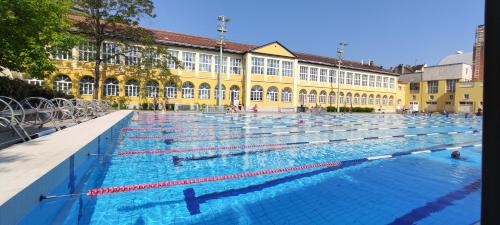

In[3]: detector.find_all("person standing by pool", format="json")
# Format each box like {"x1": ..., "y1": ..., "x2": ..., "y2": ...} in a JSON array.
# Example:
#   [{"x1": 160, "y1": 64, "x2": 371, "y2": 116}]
[{"x1": 252, "y1": 104, "x2": 258, "y2": 113}]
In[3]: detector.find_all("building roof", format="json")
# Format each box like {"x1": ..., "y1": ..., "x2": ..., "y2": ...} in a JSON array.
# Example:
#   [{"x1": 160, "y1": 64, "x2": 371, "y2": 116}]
[
  {"x1": 438, "y1": 52, "x2": 473, "y2": 66},
  {"x1": 68, "y1": 15, "x2": 397, "y2": 75}
]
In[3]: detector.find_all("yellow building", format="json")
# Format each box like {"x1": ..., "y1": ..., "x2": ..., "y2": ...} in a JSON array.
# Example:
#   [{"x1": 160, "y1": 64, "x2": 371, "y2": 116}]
[
  {"x1": 398, "y1": 56, "x2": 483, "y2": 113},
  {"x1": 27, "y1": 26, "x2": 402, "y2": 112}
]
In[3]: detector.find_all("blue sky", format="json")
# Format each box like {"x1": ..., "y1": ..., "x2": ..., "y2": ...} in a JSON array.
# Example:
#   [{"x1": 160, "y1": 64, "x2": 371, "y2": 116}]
[{"x1": 140, "y1": 0, "x2": 484, "y2": 68}]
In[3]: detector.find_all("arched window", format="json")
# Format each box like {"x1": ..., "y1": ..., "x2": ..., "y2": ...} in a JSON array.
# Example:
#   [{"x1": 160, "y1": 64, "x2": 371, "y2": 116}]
[
  {"x1": 369, "y1": 95, "x2": 374, "y2": 105},
  {"x1": 353, "y1": 93, "x2": 360, "y2": 105},
  {"x1": 215, "y1": 84, "x2": 226, "y2": 100},
  {"x1": 282, "y1": 87, "x2": 292, "y2": 102},
  {"x1": 164, "y1": 82, "x2": 177, "y2": 99},
  {"x1": 389, "y1": 96, "x2": 394, "y2": 105},
  {"x1": 79, "y1": 76, "x2": 94, "y2": 96},
  {"x1": 199, "y1": 83, "x2": 211, "y2": 99},
  {"x1": 382, "y1": 95, "x2": 388, "y2": 105},
  {"x1": 309, "y1": 90, "x2": 317, "y2": 103},
  {"x1": 329, "y1": 92, "x2": 335, "y2": 105},
  {"x1": 319, "y1": 91, "x2": 327, "y2": 104},
  {"x1": 339, "y1": 92, "x2": 344, "y2": 104},
  {"x1": 125, "y1": 79, "x2": 140, "y2": 97},
  {"x1": 250, "y1": 85, "x2": 263, "y2": 101},
  {"x1": 361, "y1": 94, "x2": 367, "y2": 105},
  {"x1": 54, "y1": 75, "x2": 72, "y2": 94},
  {"x1": 103, "y1": 78, "x2": 119, "y2": 96},
  {"x1": 397, "y1": 98, "x2": 401, "y2": 106},
  {"x1": 375, "y1": 95, "x2": 381, "y2": 105},
  {"x1": 267, "y1": 86, "x2": 279, "y2": 102},
  {"x1": 182, "y1": 82, "x2": 194, "y2": 99},
  {"x1": 346, "y1": 92, "x2": 352, "y2": 104},
  {"x1": 145, "y1": 80, "x2": 159, "y2": 98},
  {"x1": 230, "y1": 85, "x2": 240, "y2": 101},
  {"x1": 299, "y1": 89, "x2": 307, "y2": 105}
]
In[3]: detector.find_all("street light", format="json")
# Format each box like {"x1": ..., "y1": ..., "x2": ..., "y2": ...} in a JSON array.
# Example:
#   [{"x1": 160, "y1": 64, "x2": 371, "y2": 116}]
[
  {"x1": 217, "y1": 16, "x2": 229, "y2": 107},
  {"x1": 336, "y1": 42, "x2": 348, "y2": 113}
]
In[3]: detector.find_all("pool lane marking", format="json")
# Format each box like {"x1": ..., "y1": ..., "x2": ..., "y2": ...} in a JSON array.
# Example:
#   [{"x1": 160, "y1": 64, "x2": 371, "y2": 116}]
[
  {"x1": 171, "y1": 139, "x2": 480, "y2": 166},
  {"x1": 117, "y1": 130, "x2": 480, "y2": 156},
  {"x1": 125, "y1": 123, "x2": 479, "y2": 140},
  {"x1": 123, "y1": 119, "x2": 479, "y2": 132},
  {"x1": 85, "y1": 143, "x2": 482, "y2": 196}
]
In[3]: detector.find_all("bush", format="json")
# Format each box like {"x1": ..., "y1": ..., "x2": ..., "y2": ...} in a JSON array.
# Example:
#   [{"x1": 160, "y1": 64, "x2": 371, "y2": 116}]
[
  {"x1": 0, "y1": 77, "x2": 73, "y2": 100},
  {"x1": 141, "y1": 102, "x2": 149, "y2": 110},
  {"x1": 325, "y1": 106, "x2": 373, "y2": 113}
]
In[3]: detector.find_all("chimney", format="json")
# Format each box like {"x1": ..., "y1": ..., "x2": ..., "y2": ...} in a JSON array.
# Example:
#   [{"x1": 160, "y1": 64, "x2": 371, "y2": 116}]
[
  {"x1": 367, "y1": 59, "x2": 373, "y2": 66},
  {"x1": 361, "y1": 59, "x2": 364, "y2": 65}
]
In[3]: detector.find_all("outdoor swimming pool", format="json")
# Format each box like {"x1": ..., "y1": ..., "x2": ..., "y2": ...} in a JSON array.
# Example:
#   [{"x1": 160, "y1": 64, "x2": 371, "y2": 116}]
[{"x1": 22, "y1": 113, "x2": 482, "y2": 225}]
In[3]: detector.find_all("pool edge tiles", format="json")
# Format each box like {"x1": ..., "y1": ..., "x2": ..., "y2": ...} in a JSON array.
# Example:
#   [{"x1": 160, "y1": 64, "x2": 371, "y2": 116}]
[{"x1": 0, "y1": 110, "x2": 133, "y2": 225}]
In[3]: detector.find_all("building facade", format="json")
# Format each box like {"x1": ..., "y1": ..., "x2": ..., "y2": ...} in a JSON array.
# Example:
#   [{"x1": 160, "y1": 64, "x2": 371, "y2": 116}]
[
  {"x1": 29, "y1": 20, "x2": 401, "y2": 112},
  {"x1": 399, "y1": 60, "x2": 483, "y2": 113}
]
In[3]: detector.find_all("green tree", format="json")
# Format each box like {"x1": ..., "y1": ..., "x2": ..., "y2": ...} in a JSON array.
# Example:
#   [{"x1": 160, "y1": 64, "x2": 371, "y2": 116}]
[
  {"x1": 0, "y1": 0, "x2": 79, "y2": 78},
  {"x1": 71, "y1": 0, "x2": 166, "y2": 99}
]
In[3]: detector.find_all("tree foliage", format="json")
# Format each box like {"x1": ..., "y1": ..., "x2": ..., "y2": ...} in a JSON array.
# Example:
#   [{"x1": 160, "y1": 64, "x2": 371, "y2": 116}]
[
  {"x1": 71, "y1": 0, "x2": 169, "y2": 99},
  {"x1": 0, "y1": 0, "x2": 79, "y2": 78}
]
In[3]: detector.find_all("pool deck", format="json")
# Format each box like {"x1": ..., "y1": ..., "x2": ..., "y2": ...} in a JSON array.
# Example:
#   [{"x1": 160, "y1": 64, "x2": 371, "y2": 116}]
[{"x1": 0, "y1": 110, "x2": 133, "y2": 225}]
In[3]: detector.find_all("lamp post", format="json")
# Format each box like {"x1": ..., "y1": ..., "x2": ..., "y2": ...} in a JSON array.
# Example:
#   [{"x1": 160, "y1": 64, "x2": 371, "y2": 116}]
[
  {"x1": 217, "y1": 16, "x2": 229, "y2": 107},
  {"x1": 336, "y1": 42, "x2": 348, "y2": 113}
]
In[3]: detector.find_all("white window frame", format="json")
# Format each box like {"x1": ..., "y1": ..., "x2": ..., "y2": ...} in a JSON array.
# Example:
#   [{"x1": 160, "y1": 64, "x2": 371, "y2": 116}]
[
  {"x1": 383, "y1": 77, "x2": 389, "y2": 88},
  {"x1": 215, "y1": 85, "x2": 226, "y2": 100},
  {"x1": 428, "y1": 80, "x2": 439, "y2": 93},
  {"x1": 319, "y1": 92, "x2": 326, "y2": 104},
  {"x1": 199, "y1": 54, "x2": 212, "y2": 72},
  {"x1": 362, "y1": 74, "x2": 368, "y2": 86},
  {"x1": 369, "y1": 75, "x2": 375, "y2": 87},
  {"x1": 54, "y1": 75, "x2": 72, "y2": 94},
  {"x1": 329, "y1": 70, "x2": 336, "y2": 83},
  {"x1": 354, "y1": 74, "x2": 361, "y2": 86},
  {"x1": 300, "y1": 66, "x2": 308, "y2": 80},
  {"x1": 267, "y1": 87, "x2": 279, "y2": 102},
  {"x1": 164, "y1": 83, "x2": 177, "y2": 99},
  {"x1": 125, "y1": 46, "x2": 141, "y2": 66},
  {"x1": 198, "y1": 83, "x2": 210, "y2": 99},
  {"x1": 282, "y1": 61, "x2": 293, "y2": 77},
  {"x1": 230, "y1": 58, "x2": 242, "y2": 74},
  {"x1": 102, "y1": 42, "x2": 120, "y2": 65},
  {"x1": 346, "y1": 73, "x2": 353, "y2": 85},
  {"x1": 267, "y1": 59, "x2": 280, "y2": 76},
  {"x1": 78, "y1": 41, "x2": 96, "y2": 62},
  {"x1": 282, "y1": 88, "x2": 292, "y2": 102},
  {"x1": 339, "y1": 71, "x2": 345, "y2": 84},
  {"x1": 299, "y1": 90, "x2": 307, "y2": 105},
  {"x1": 183, "y1": 52, "x2": 196, "y2": 71},
  {"x1": 167, "y1": 50, "x2": 179, "y2": 69},
  {"x1": 182, "y1": 82, "x2": 195, "y2": 99},
  {"x1": 145, "y1": 81, "x2": 159, "y2": 98},
  {"x1": 250, "y1": 86, "x2": 263, "y2": 101},
  {"x1": 251, "y1": 57, "x2": 264, "y2": 74},
  {"x1": 376, "y1": 76, "x2": 382, "y2": 87},
  {"x1": 79, "y1": 77, "x2": 94, "y2": 96},
  {"x1": 309, "y1": 91, "x2": 317, "y2": 103},
  {"x1": 103, "y1": 78, "x2": 119, "y2": 97},
  {"x1": 125, "y1": 80, "x2": 140, "y2": 97},
  {"x1": 310, "y1": 68, "x2": 318, "y2": 82},
  {"x1": 320, "y1": 69, "x2": 328, "y2": 82},
  {"x1": 446, "y1": 79, "x2": 457, "y2": 93}
]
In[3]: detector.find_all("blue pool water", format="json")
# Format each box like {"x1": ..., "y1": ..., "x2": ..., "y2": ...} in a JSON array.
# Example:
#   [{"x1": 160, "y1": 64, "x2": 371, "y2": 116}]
[{"x1": 25, "y1": 113, "x2": 482, "y2": 225}]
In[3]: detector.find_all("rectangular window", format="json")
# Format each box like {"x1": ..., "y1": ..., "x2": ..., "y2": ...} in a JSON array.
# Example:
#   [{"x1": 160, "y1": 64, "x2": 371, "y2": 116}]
[
  {"x1": 329, "y1": 70, "x2": 336, "y2": 83},
  {"x1": 78, "y1": 41, "x2": 96, "y2": 62},
  {"x1": 410, "y1": 83, "x2": 420, "y2": 92},
  {"x1": 446, "y1": 79, "x2": 457, "y2": 93},
  {"x1": 354, "y1": 73, "x2": 361, "y2": 86},
  {"x1": 464, "y1": 94, "x2": 470, "y2": 100},
  {"x1": 102, "y1": 42, "x2": 120, "y2": 65},
  {"x1": 383, "y1": 77, "x2": 389, "y2": 88},
  {"x1": 215, "y1": 56, "x2": 227, "y2": 73},
  {"x1": 362, "y1": 74, "x2": 368, "y2": 86},
  {"x1": 125, "y1": 46, "x2": 141, "y2": 66},
  {"x1": 199, "y1": 54, "x2": 212, "y2": 72},
  {"x1": 182, "y1": 52, "x2": 196, "y2": 71},
  {"x1": 144, "y1": 49, "x2": 160, "y2": 67},
  {"x1": 389, "y1": 78, "x2": 395, "y2": 89},
  {"x1": 300, "y1": 66, "x2": 308, "y2": 80},
  {"x1": 251, "y1": 57, "x2": 264, "y2": 74},
  {"x1": 428, "y1": 80, "x2": 439, "y2": 93},
  {"x1": 346, "y1": 72, "x2": 353, "y2": 85},
  {"x1": 282, "y1": 61, "x2": 293, "y2": 77},
  {"x1": 339, "y1": 71, "x2": 345, "y2": 84},
  {"x1": 54, "y1": 47, "x2": 71, "y2": 60},
  {"x1": 167, "y1": 50, "x2": 179, "y2": 69},
  {"x1": 369, "y1": 75, "x2": 375, "y2": 87},
  {"x1": 376, "y1": 76, "x2": 382, "y2": 87},
  {"x1": 310, "y1": 68, "x2": 318, "y2": 81},
  {"x1": 320, "y1": 69, "x2": 328, "y2": 82},
  {"x1": 230, "y1": 58, "x2": 242, "y2": 74},
  {"x1": 267, "y1": 59, "x2": 280, "y2": 75}
]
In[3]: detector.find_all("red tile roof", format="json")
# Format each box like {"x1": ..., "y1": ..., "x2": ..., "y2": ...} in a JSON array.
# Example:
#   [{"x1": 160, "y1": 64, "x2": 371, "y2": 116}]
[{"x1": 69, "y1": 14, "x2": 397, "y2": 75}]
